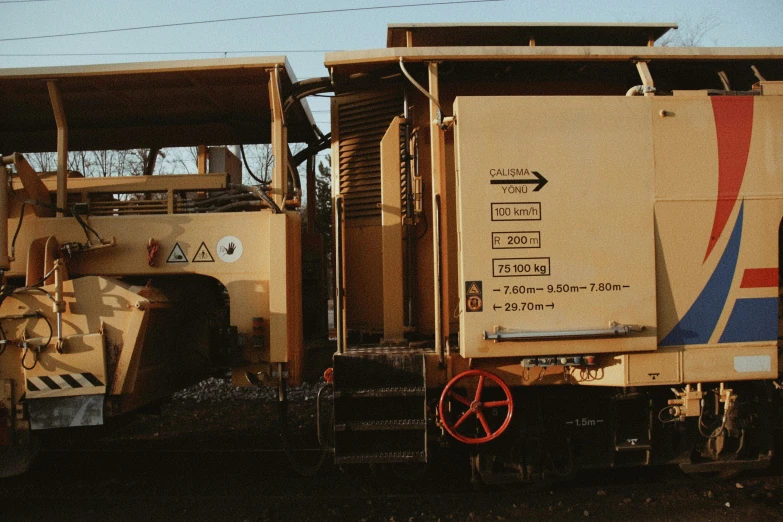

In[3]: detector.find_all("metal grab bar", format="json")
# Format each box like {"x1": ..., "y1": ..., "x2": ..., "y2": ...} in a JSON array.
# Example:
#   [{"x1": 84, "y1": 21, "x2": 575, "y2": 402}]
[
  {"x1": 334, "y1": 195, "x2": 346, "y2": 354},
  {"x1": 484, "y1": 323, "x2": 645, "y2": 342}
]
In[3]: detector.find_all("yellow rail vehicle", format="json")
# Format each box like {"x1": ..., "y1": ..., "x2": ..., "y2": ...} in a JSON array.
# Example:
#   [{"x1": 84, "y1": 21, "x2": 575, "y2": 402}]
[
  {"x1": 0, "y1": 58, "x2": 316, "y2": 476},
  {"x1": 0, "y1": 23, "x2": 782, "y2": 483},
  {"x1": 326, "y1": 23, "x2": 783, "y2": 482}
]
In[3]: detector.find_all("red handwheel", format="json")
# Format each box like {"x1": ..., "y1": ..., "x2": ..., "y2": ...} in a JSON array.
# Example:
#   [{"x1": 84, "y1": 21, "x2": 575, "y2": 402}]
[{"x1": 438, "y1": 369, "x2": 514, "y2": 444}]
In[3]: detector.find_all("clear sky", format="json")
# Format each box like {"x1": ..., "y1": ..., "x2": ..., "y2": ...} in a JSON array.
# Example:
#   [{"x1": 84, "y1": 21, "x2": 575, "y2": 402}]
[{"x1": 3, "y1": 0, "x2": 782, "y2": 131}]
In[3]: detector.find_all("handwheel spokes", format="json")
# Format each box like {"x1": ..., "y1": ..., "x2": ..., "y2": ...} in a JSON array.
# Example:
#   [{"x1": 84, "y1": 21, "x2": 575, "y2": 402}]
[
  {"x1": 476, "y1": 411, "x2": 492, "y2": 437},
  {"x1": 453, "y1": 409, "x2": 475, "y2": 429},
  {"x1": 448, "y1": 390, "x2": 472, "y2": 407},
  {"x1": 438, "y1": 369, "x2": 514, "y2": 444},
  {"x1": 483, "y1": 399, "x2": 510, "y2": 408},
  {"x1": 474, "y1": 375, "x2": 485, "y2": 402}
]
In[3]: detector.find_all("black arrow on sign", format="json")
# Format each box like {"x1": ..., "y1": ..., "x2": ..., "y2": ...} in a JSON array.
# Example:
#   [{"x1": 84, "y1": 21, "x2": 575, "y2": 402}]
[
  {"x1": 489, "y1": 171, "x2": 548, "y2": 191},
  {"x1": 546, "y1": 303, "x2": 555, "y2": 309},
  {"x1": 493, "y1": 304, "x2": 502, "y2": 311}
]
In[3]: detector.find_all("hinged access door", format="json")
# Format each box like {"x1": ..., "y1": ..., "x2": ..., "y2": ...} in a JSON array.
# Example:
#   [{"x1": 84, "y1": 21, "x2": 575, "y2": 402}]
[{"x1": 454, "y1": 96, "x2": 657, "y2": 358}]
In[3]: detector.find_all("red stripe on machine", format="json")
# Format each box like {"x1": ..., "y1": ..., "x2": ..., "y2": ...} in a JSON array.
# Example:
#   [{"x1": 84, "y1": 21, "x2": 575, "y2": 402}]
[
  {"x1": 704, "y1": 97, "x2": 754, "y2": 262},
  {"x1": 740, "y1": 268, "x2": 779, "y2": 288}
]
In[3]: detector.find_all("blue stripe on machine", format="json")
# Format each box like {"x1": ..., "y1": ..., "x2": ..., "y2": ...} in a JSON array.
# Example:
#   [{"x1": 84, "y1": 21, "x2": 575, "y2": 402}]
[
  {"x1": 719, "y1": 297, "x2": 779, "y2": 343},
  {"x1": 660, "y1": 203, "x2": 744, "y2": 346}
]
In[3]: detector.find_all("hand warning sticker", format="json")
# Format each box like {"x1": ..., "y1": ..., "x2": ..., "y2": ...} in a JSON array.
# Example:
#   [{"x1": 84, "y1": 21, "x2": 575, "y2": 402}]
[
  {"x1": 465, "y1": 280, "x2": 483, "y2": 312},
  {"x1": 166, "y1": 243, "x2": 188, "y2": 263},
  {"x1": 192, "y1": 242, "x2": 215, "y2": 263},
  {"x1": 217, "y1": 236, "x2": 243, "y2": 263}
]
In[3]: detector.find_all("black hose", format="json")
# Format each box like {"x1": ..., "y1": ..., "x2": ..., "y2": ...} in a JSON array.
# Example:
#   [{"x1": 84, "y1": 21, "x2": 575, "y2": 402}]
[
  {"x1": 12, "y1": 192, "x2": 105, "y2": 250},
  {"x1": 20, "y1": 312, "x2": 52, "y2": 370},
  {"x1": 282, "y1": 77, "x2": 332, "y2": 116},
  {"x1": 24, "y1": 263, "x2": 59, "y2": 289},
  {"x1": 14, "y1": 286, "x2": 55, "y2": 303},
  {"x1": 234, "y1": 184, "x2": 281, "y2": 214},
  {"x1": 0, "y1": 324, "x2": 6, "y2": 357},
  {"x1": 71, "y1": 207, "x2": 103, "y2": 244},
  {"x1": 21, "y1": 345, "x2": 37, "y2": 370},
  {"x1": 207, "y1": 201, "x2": 262, "y2": 213},
  {"x1": 239, "y1": 144, "x2": 268, "y2": 185},
  {"x1": 291, "y1": 133, "x2": 332, "y2": 168},
  {"x1": 287, "y1": 148, "x2": 301, "y2": 195},
  {"x1": 39, "y1": 311, "x2": 53, "y2": 349},
  {"x1": 11, "y1": 201, "x2": 26, "y2": 259}
]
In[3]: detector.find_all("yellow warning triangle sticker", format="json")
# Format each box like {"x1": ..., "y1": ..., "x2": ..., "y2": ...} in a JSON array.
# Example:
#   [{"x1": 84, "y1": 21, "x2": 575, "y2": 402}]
[
  {"x1": 192, "y1": 242, "x2": 215, "y2": 263},
  {"x1": 166, "y1": 243, "x2": 188, "y2": 263},
  {"x1": 467, "y1": 282, "x2": 481, "y2": 295}
]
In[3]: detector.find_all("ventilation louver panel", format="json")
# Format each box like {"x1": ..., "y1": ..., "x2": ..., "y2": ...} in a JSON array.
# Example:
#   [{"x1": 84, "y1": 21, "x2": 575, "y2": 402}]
[{"x1": 336, "y1": 92, "x2": 403, "y2": 220}]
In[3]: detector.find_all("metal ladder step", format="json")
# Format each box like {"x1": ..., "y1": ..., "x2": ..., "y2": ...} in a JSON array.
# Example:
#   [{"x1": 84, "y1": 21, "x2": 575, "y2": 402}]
[
  {"x1": 332, "y1": 353, "x2": 428, "y2": 464},
  {"x1": 335, "y1": 451, "x2": 427, "y2": 465},
  {"x1": 334, "y1": 386, "x2": 425, "y2": 399},
  {"x1": 335, "y1": 419, "x2": 426, "y2": 432},
  {"x1": 615, "y1": 441, "x2": 652, "y2": 452}
]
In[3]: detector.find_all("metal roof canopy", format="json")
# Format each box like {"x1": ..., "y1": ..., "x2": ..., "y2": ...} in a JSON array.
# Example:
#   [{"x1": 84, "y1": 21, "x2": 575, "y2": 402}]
[
  {"x1": 387, "y1": 23, "x2": 677, "y2": 48},
  {"x1": 0, "y1": 57, "x2": 318, "y2": 153},
  {"x1": 325, "y1": 46, "x2": 783, "y2": 86}
]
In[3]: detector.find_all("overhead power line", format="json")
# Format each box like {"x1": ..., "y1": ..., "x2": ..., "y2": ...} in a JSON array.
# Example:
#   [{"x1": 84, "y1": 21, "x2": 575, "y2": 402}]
[
  {"x1": 0, "y1": 50, "x2": 334, "y2": 57},
  {"x1": 0, "y1": 0, "x2": 506, "y2": 42}
]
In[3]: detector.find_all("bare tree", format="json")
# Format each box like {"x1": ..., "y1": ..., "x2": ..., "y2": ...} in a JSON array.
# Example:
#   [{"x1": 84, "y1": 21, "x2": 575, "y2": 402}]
[
  {"x1": 91, "y1": 149, "x2": 125, "y2": 177},
  {"x1": 658, "y1": 12, "x2": 721, "y2": 47},
  {"x1": 23, "y1": 144, "x2": 300, "y2": 182},
  {"x1": 162, "y1": 147, "x2": 199, "y2": 174},
  {"x1": 67, "y1": 150, "x2": 91, "y2": 176},
  {"x1": 241, "y1": 144, "x2": 274, "y2": 184},
  {"x1": 26, "y1": 152, "x2": 57, "y2": 173}
]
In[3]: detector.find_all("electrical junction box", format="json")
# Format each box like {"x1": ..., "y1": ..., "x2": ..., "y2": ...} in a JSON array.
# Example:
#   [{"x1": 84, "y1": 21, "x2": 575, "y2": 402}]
[{"x1": 454, "y1": 96, "x2": 658, "y2": 358}]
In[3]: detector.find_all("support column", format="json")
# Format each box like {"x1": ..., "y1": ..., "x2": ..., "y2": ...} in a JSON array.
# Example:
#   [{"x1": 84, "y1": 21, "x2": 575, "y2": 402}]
[
  {"x1": 428, "y1": 63, "x2": 449, "y2": 355},
  {"x1": 47, "y1": 81, "x2": 68, "y2": 217},
  {"x1": 269, "y1": 212, "x2": 303, "y2": 383},
  {"x1": 0, "y1": 163, "x2": 9, "y2": 271},
  {"x1": 636, "y1": 61, "x2": 656, "y2": 97},
  {"x1": 197, "y1": 145, "x2": 208, "y2": 174},
  {"x1": 269, "y1": 66, "x2": 288, "y2": 209}
]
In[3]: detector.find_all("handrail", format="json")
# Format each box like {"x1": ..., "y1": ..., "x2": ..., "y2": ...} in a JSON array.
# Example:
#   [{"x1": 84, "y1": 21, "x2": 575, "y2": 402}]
[
  {"x1": 10, "y1": 173, "x2": 228, "y2": 194},
  {"x1": 484, "y1": 323, "x2": 645, "y2": 342},
  {"x1": 334, "y1": 195, "x2": 346, "y2": 354}
]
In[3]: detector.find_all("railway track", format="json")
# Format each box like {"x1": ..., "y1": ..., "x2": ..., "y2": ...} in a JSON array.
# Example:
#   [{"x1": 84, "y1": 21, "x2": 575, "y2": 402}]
[
  {"x1": 4, "y1": 394, "x2": 783, "y2": 521},
  {"x1": 3, "y1": 443, "x2": 783, "y2": 522}
]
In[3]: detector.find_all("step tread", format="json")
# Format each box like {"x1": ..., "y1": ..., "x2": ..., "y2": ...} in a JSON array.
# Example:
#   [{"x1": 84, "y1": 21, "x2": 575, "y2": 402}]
[
  {"x1": 335, "y1": 386, "x2": 426, "y2": 398},
  {"x1": 335, "y1": 419, "x2": 427, "y2": 432},
  {"x1": 334, "y1": 451, "x2": 426, "y2": 464},
  {"x1": 615, "y1": 442, "x2": 652, "y2": 452}
]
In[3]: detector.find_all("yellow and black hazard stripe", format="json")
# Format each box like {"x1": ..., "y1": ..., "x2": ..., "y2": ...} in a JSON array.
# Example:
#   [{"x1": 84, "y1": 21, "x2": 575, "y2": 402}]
[{"x1": 26, "y1": 373, "x2": 104, "y2": 392}]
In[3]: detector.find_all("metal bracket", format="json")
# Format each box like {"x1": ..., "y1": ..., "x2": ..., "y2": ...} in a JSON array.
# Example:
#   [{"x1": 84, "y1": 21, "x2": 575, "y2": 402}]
[{"x1": 667, "y1": 384, "x2": 703, "y2": 419}]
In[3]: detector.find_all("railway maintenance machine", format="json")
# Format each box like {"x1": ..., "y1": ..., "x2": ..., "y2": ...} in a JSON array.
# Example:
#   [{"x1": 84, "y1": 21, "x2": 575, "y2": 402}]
[
  {"x1": 0, "y1": 58, "x2": 322, "y2": 476},
  {"x1": 325, "y1": 23, "x2": 783, "y2": 483},
  {"x1": 1, "y1": 23, "x2": 783, "y2": 484}
]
